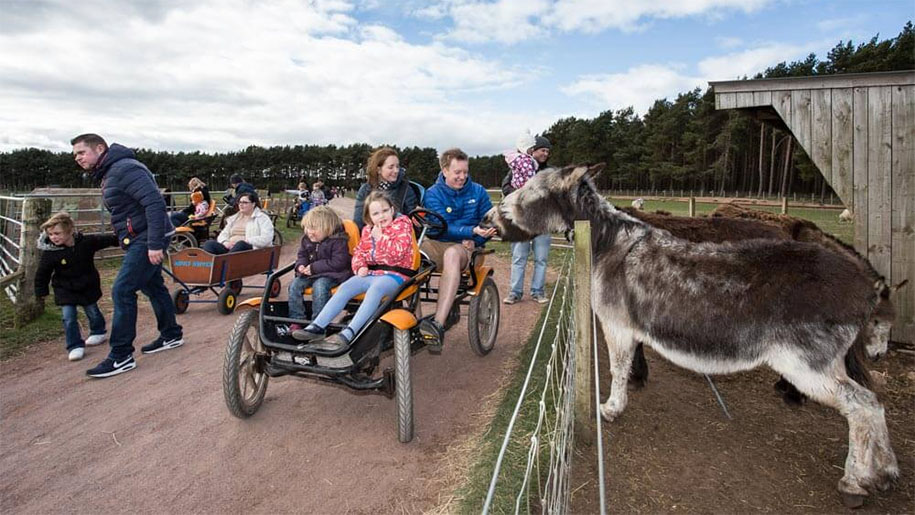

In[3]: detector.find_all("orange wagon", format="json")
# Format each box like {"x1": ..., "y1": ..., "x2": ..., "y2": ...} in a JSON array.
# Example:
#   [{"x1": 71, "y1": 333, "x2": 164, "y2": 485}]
[{"x1": 165, "y1": 246, "x2": 283, "y2": 315}]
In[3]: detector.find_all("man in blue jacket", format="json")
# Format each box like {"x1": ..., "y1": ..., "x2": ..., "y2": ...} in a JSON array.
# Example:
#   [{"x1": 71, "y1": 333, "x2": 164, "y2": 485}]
[
  {"x1": 71, "y1": 134, "x2": 184, "y2": 378},
  {"x1": 418, "y1": 148, "x2": 497, "y2": 350}
]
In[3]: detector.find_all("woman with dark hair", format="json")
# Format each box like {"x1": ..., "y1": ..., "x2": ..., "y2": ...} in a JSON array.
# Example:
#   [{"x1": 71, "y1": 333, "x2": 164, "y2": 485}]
[
  {"x1": 352, "y1": 147, "x2": 419, "y2": 230},
  {"x1": 202, "y1": 191, "x2": 274, "y2": 254}
]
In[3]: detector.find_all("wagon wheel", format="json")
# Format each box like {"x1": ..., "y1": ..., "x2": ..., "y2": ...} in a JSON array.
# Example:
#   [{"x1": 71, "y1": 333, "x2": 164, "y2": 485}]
[
  {"x1": 168, "y1": 232, "x2": 197, "y2": 254},
  {"x1": 468, "y1": 277, "x2": 499, "y2": 356},
  {"x1": 393, "y1": 327, "x2": 414, "y2": 443},
  {"x1": 272, "y1": 231, "x2": 284, "y2": 246},
  {"x1": 223, "y1": 309, "x2": 269, "y2": 418},
  {"x1": 228, "y1": 279, "x2": 243, "y2": 294},
  {"x1": 171, "y1": 289, "x2": 190, "y2": 314},
  {"x1": 269, "y1": 278, "x2": 282, "y2": 298},
  {"x1": 218, "y1": 288, "x2": 237, "y2": 315}
]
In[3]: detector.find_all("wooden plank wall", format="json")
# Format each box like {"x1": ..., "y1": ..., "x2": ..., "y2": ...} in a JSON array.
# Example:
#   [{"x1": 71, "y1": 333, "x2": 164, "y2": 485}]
[
  {"x1": 716, "y1": 84, "x2": 915, "y2": 342},
  {"x1": 891, "y1": 84, "x2": 915, "y2": 342}
]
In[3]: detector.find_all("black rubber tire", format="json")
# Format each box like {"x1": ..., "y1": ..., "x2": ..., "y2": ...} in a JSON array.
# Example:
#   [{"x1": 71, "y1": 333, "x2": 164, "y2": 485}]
[
  {"x1": 223, "y1": 309, "x2": 268, "y2": 418},
  {"x1": 168, "y1": 232, "x2": 197, "y2": 254},
  {"x1": 172, "y1": 289, "x2": 189, "y2": 314},
  {"x1": 217, "y1": 288, "x2": 237, "y2": 315},
  {"x1": 228, "y1": 280, "x2": 243, "y2": 294},
  {"x1": 272, "y1": 232, "x2": 284, "y2": 246},
  {"x1": 393, "y1": 327, "x2": 414, "y2": 443},
  {"x1": 269, "y1": 278, "x2": 282, "y2": 298},
  {"x1": 468, "y1": 277, "x2": 499, "y2": 356}
]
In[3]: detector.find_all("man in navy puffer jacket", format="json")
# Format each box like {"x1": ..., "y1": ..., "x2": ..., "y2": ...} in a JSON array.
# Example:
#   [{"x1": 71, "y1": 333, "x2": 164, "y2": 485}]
[{"x1": 72, "y1": 133, "x2": 184, "y2": 378}]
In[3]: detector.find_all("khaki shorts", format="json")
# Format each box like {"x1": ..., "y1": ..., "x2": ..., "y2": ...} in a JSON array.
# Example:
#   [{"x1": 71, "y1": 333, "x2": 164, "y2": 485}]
[{"x1": 420, "y1": 239, "x2": 471, "y2": 273}]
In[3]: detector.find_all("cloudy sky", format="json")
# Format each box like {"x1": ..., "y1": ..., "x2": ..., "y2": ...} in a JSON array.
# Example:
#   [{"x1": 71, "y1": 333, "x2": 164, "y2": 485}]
[{"x1": 1, "y1": 0, "x2": 910, "y2": 156}]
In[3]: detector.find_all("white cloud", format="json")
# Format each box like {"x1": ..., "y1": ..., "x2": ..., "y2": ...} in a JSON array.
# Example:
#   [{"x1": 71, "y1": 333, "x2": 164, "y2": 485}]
[
  {"x1": 698, "y1": 41, "x2": 825, "y2": 79},
  {"x1": 547, "y1": 0, "x2": 771, "y2": 33},
  {"x1": 439, "y1": 0, "x2": 551, "y2": 44},
  {"x1": 562, "y1": 38, "x2": 837, "y2": 115},
  {"x1": 562, "y1": 64, "x2": 705, "y2": 114},
  {"x1": 715, "y1": 36, "x2": 744, "y2": 49},
  {"x1": 419, "y1": 0, "x2": 774, "y2": 43},
  {"x1": 0, "y1": 0, "x2": 534, "y2": 156}
]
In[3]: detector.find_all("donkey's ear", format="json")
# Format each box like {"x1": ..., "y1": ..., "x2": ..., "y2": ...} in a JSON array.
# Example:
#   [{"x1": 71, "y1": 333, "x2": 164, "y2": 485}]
[{"x1": 586, "y1": 163, "x2": 606, "y2": 179}]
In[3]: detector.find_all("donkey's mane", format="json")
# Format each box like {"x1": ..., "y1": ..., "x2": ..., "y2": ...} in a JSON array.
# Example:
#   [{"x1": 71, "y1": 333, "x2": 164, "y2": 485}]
[{"x1": 573, "y1": 175, "x2": 649, "y2": 251}]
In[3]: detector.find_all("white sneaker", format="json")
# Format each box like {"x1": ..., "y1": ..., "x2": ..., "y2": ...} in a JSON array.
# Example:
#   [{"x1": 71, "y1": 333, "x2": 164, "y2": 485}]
[
  {"x1": 68, "y1": 347, "x2": 85, "y2": 361},
  {"x1": 85, "y1": 333, "x2": 107, "y2": 346}
]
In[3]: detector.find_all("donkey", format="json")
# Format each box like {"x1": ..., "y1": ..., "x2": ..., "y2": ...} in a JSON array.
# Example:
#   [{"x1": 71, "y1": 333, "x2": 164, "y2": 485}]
[
  {"x1": 481, "y1": 164, "x2": 898, "y2": 507},
  {"x1": 621, "y1": 205, "x2": 899, "y2": 403}
]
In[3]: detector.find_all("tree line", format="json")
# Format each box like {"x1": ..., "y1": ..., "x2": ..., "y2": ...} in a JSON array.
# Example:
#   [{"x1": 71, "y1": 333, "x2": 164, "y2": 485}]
[{"x1": 1, "y1": 22, "x2": 911, "y2": 198}]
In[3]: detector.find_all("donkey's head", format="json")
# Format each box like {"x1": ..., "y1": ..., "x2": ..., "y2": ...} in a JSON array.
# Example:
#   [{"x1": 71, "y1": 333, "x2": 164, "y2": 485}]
[{"x1": 481, "y1": 163, "x2": 605, "y2": 242}]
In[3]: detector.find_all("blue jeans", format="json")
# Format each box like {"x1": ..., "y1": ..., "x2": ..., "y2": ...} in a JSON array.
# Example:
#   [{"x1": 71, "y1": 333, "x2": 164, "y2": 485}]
[
  {"x1": 288, "y1": 275, "x2": 337, "y2": 321},
  {"x1": 169, "y1": 211, "x2": 189, "y2": 227},
  {"x1": 109, "y1": 242, "x2": 182, "y2": 359},
  {"x1": 311, "y1": 274, "x2": 401, "y2": 339},
  {"x1": 202, "y1": 240, "x2": 253, "y2": 254},
  {"x1": 62, "y1": 303, "x2": 106, "y2": 350},
  {"x1": 510, "y1": 234, "x2": 551, "y2": 297}
]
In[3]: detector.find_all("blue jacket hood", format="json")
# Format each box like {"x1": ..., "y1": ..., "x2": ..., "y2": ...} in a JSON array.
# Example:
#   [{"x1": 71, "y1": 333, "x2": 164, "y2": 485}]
[{"x1": 92, "y1": 143, "x2": 136, "y2": 182}]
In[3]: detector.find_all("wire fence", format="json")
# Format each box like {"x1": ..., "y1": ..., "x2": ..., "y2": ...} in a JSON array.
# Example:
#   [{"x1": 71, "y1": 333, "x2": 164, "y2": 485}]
[{"x1": 483, "y1": 245, "x2": 601, "y2": 514}]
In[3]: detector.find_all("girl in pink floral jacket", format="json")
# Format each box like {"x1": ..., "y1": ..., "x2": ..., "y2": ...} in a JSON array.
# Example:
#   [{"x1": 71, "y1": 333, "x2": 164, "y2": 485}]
[{"x1": 293, "y1": 191, "x2": 416, "y2": 350}]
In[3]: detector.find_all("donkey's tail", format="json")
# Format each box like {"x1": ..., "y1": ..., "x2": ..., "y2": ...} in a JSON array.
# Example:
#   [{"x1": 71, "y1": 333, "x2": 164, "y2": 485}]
[{"x1": 845, "y1": 324, "x2": 872, "y2": 388}]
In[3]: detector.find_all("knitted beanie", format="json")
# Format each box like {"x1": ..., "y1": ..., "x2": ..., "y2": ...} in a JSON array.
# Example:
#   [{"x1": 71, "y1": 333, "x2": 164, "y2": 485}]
[
  {"x1": 515, "y1": 130, "x2": 536, "y2": 153},
  {"x1": 533, "y1": 136, "x2": 552, "y2": 151}
]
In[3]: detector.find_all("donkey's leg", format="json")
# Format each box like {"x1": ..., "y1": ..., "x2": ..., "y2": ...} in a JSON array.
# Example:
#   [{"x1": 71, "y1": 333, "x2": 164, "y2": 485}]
[
  {"x1": 598, "y1": 317, "x2": 637, "y2": 422},
  {"x1": 629, "y1": 341, "x2": 649, "y2": 388},
  {"x1": 774, "y1": 359, "x2": 898, "y2": 504}
]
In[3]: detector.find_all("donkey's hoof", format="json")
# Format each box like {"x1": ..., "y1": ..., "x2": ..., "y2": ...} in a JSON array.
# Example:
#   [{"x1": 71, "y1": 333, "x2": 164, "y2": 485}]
[
  {"x1": 841, "y1": 493, "x2": 866, "y2": 509},
  {"x1": 599, "y1": 404, "x2": 620, "y2": 422}
]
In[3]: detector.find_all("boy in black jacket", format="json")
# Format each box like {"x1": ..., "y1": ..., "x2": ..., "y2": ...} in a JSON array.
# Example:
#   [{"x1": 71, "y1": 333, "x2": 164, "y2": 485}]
[{"x1": 35, "y1": 212, "x2": 118, "y2": 361}]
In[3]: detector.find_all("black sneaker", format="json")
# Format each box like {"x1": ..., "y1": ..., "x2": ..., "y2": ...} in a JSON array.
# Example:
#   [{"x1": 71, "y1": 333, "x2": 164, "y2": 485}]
[
  {"x1": 292, "y1": 325, "x2": 325, "y2": 342},
  {"x1": 418, "y1": 317, "x2": 445, "y2": 354},
  {"x1": 141, "y1": 337, "x2": 185, "y2": 354},
  {"x1": 86, "y1": 356, "x2": 137, "y2": 378}
]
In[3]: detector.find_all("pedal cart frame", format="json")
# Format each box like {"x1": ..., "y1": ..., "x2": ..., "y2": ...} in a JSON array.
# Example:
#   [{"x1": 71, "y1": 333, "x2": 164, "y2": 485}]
[
  {"x1": 222, "y1": 209, "x2": 500, "y2": 443},
  {"x1": 165, "y1": 246, "x2": 283, "y2": 315}
]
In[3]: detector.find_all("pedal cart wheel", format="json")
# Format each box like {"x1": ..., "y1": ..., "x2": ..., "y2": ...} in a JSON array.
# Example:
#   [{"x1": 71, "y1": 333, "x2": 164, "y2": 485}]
[
  {"x1": 217, "y1": 288, "x2": 237, "y2": 315},
  {"x1": 171, "y1": 289, "x2": 190, "y2": 314},
  {"x1": 393, "y1": 328, "x2": 414, "y2": 443},
  {"x1": 223, "y1": 309, "x2": 269, "y2": 418},
  {"x1": 169, "y1": 232, "x2": 198, "y2": 253},
  {"x1": 468, "y1": 277, "x2": 499, "y2": 356},
  {"x1": 272, "y1": 232, "x2": 284, "y2": 246}
]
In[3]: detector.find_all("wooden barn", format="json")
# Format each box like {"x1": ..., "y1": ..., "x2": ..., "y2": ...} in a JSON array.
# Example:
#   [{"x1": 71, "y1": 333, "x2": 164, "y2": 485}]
[{"x1": 711, "y1": 71, "x2": 914, "y2": 344}]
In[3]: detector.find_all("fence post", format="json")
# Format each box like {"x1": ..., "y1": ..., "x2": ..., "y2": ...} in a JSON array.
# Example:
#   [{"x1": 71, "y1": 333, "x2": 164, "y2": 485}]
[
  {"x1": 688, "y1": 197, "x2": 696, "y2": 217},
  {"x1": 573, "y1": 220, "x2": 594, "y2": 443},
  {"x1": 780, "y1": 196, "x2": 788, "y2": 214},
  {"x1": 14, "y1": 197, "x2": 52, "y2": 328}
]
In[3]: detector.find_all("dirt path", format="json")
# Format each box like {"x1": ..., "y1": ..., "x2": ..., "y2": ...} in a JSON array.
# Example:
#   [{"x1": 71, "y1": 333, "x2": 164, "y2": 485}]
[
  {"x1": 0, "y1": 197, "x2": 545, "y2": 513},
  {"x1": 571, "y1": 344, "x2": 915, "y2": 513}
]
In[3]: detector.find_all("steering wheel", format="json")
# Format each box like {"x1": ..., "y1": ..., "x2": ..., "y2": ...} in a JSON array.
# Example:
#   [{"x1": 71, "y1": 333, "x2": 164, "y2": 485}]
[{"x1": 409, "y1": 208, "x2": 447, "y2": 241}]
